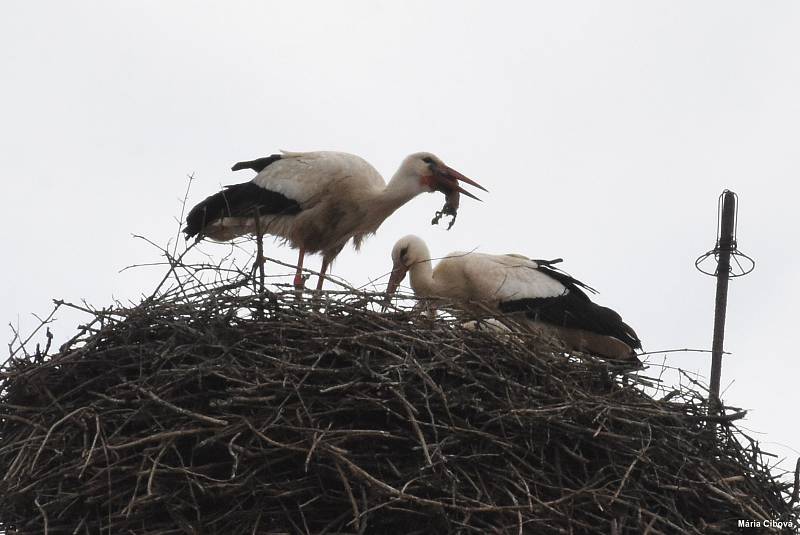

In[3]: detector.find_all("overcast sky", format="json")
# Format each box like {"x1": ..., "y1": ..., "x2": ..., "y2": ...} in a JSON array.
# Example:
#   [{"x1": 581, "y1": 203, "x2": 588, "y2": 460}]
[{"x1": 2, "y1": 1, "x2": 799, "y2": 473}]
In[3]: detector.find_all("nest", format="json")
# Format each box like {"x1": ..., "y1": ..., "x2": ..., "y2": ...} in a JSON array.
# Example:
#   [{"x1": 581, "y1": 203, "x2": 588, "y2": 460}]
[{"x1": 1, "y1": 264, "x2": 798, "y2": 534}]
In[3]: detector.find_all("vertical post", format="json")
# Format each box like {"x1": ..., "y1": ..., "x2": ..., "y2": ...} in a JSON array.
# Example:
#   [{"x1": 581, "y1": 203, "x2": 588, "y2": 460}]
[{"x1": 709, "y1": 191, "x2": 736, "y2": 414}]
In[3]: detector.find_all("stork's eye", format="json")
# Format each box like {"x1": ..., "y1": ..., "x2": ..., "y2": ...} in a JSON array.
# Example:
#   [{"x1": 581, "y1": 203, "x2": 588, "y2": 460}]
[
  {"x1": 400, "y1": 246, "x2": 409, "y2": 258},
  {"x1": 421, "y1": 156, "x2": 434, "y2": 165}
]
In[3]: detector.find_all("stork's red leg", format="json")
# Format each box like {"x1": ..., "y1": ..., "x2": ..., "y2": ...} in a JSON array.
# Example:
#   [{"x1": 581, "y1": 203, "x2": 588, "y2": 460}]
[
  {"x1": 316, "y1": 257, "x2": 330, "y2": 291},
  {"x1": 293, "y1": 249, "x2": 306, "y2": 289}
]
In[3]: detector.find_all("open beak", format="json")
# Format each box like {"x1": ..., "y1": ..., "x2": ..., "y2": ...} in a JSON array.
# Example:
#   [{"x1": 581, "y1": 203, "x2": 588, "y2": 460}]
[
  {"x1": 432, "y1": 164, "x2": 488, "y2": 201},
  {"x1": 384, "y1": 264, "x2": 409, "y2": 304}
]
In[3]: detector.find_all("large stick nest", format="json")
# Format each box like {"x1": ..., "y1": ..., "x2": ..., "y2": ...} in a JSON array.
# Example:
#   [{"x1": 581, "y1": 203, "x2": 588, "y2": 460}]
[{"x1": 1, "y1": 268, "x2": 798, "y2": 534}]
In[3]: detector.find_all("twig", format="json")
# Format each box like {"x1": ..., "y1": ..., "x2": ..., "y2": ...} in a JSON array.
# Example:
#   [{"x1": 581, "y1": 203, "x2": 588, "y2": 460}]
[
  {"x1": 31, "y1": 407, "x2": 89, "y2": 472},
  {"x1": 34, "y1": 495, "x2": 49, "y2": 535},
  {"x1": 136, "y1": 387, "x2": 228, "y2": 427},
  {"x1": 6, "y1": 302, "x2": 61, "y2": 361}
]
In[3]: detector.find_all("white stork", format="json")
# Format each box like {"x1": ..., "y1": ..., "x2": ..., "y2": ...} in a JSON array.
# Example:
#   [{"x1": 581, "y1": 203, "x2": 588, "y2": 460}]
[
  {"x1": 184, "y1": 151, "x2": 486, "y2": 290},
  {"x1": 386, "y1": 235, "x2": 642, "y2": 361}
]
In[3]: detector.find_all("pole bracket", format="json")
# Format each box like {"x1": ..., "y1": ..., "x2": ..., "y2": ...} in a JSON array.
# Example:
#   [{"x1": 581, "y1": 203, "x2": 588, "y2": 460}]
[{"x1": 695, "y1": 190, "x2": 755, "y2": 278}]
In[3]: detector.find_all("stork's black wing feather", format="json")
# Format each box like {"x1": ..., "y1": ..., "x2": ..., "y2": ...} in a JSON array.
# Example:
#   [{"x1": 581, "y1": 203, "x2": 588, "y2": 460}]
[
  {"x1": 534, "y1": 264, "x2": 598, "y2": 298},
  {"x1": 499, "y1": 293, "x2": 641, "y2": 350},
  {"x1": 183, "y1": 182, "x2": 302, "y2": 239}
]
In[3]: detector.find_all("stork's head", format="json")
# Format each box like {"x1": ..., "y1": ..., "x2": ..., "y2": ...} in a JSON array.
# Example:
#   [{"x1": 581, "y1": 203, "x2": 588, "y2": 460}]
[
  {"x1": 398, "y1": 152, "x2": 487, "y2": 201},
  {"x1": 386, "y1": 234, "x2": 431, "y2": 298},
  {"x1": 391, "y1": 152, "x2": 488, "y2": 230}
]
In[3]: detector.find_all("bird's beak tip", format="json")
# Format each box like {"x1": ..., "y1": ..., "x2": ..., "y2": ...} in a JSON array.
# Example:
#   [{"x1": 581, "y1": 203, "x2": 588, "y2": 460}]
[
  {"x1": 386, "y1": 266, "x2": 408, "y2": 297},
  {"x1": 456, "y1": 185, "x2": 482, "y2": 202},
  {"x1": 441, "y1": 165, "x2": 488, "y2": 196}
]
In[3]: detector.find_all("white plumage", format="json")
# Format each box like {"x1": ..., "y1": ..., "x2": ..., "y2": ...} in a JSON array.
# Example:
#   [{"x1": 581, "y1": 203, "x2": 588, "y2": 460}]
[
  {"x1": 433, "y1": 252, "x2": 569, "y2": 305},
  {"x1": 386, "y1": 236, "x2": 569, "y2": 305},
  {"x1": 185, "y1": 151, "x2": 485, "y2": 290},
  {"x1": 386, "y1": 235, "x2": 641, "y2": 360}
]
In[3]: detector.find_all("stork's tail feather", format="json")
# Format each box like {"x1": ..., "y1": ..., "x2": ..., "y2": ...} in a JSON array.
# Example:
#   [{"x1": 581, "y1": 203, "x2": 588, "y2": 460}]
[
  {"x1": 532, "y1": 257, "x2": 563, "y2": 267},
  {"x1": 231, "y1": 154, "x2": 282, "y2": 173}
]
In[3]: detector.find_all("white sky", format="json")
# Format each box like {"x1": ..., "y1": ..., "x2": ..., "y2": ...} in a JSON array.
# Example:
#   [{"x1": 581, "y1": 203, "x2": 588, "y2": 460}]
[{"x1": 2, "y1": 1, "x2": 799, "y2": 472}]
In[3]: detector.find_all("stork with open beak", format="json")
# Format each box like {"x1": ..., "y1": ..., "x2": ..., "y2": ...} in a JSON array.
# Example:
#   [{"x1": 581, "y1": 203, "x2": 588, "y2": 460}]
[
  {"x1": 184, "y1": 151, "x2": 486, "y2": 291},
  {"x1": 386, "y1": 235, "x2": 642, "y2": 361}
]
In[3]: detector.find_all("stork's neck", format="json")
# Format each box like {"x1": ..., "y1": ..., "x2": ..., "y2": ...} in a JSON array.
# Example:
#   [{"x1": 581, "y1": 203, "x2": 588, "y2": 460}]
[
  {"x1": 408, "y1": 258, "x2": 436, "y2": 298},
  {"x1": 367, "y1": 171, "x2": 426, "y2": 222}
]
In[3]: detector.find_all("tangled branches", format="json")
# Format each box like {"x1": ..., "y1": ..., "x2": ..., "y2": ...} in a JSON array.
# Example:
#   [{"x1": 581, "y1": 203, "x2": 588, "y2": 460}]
[{"x1": 0, "y1": 267, "x2": 798, "y2": 533}]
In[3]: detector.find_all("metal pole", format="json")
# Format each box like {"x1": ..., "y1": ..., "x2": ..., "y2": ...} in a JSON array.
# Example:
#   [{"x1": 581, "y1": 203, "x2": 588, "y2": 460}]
[{"x1": 709, "y1": 190, "x2": 736, "y2": 413}]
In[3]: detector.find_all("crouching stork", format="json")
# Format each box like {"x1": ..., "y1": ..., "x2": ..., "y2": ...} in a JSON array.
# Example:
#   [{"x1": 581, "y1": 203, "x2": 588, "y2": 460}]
[
  {"x1": 385, "y1": 235, "x2": 642, "y2": 361},
  {"x1": 184, "y1": 151, "x2": 486, "y2": 291}
]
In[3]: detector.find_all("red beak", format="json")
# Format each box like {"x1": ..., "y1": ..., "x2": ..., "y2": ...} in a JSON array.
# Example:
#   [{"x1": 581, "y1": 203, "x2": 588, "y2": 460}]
[
  {"x1": 384, "y1": 264, "x2": 409, "y2": 303},
  {"x1": 432, "y1": 164, "x2": 488, "y2": 201}
]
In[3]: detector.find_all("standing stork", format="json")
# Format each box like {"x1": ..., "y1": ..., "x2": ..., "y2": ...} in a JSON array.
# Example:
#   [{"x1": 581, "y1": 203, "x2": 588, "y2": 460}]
[
  {"x1": 184, "y1": 151, "x2": 486, "y2": 290},
  {"x1": 385, "y1": 235, "x2": 641, "y2": 361}
]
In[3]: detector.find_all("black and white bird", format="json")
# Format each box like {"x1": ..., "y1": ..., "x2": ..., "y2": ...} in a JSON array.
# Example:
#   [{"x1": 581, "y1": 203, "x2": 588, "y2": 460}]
[
  {"x1": 184, "y1": 151, "x2": 486, "y2": 290},
  {"x1": 386, "y1": 235, "x2": 641, "y2": 360}
]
